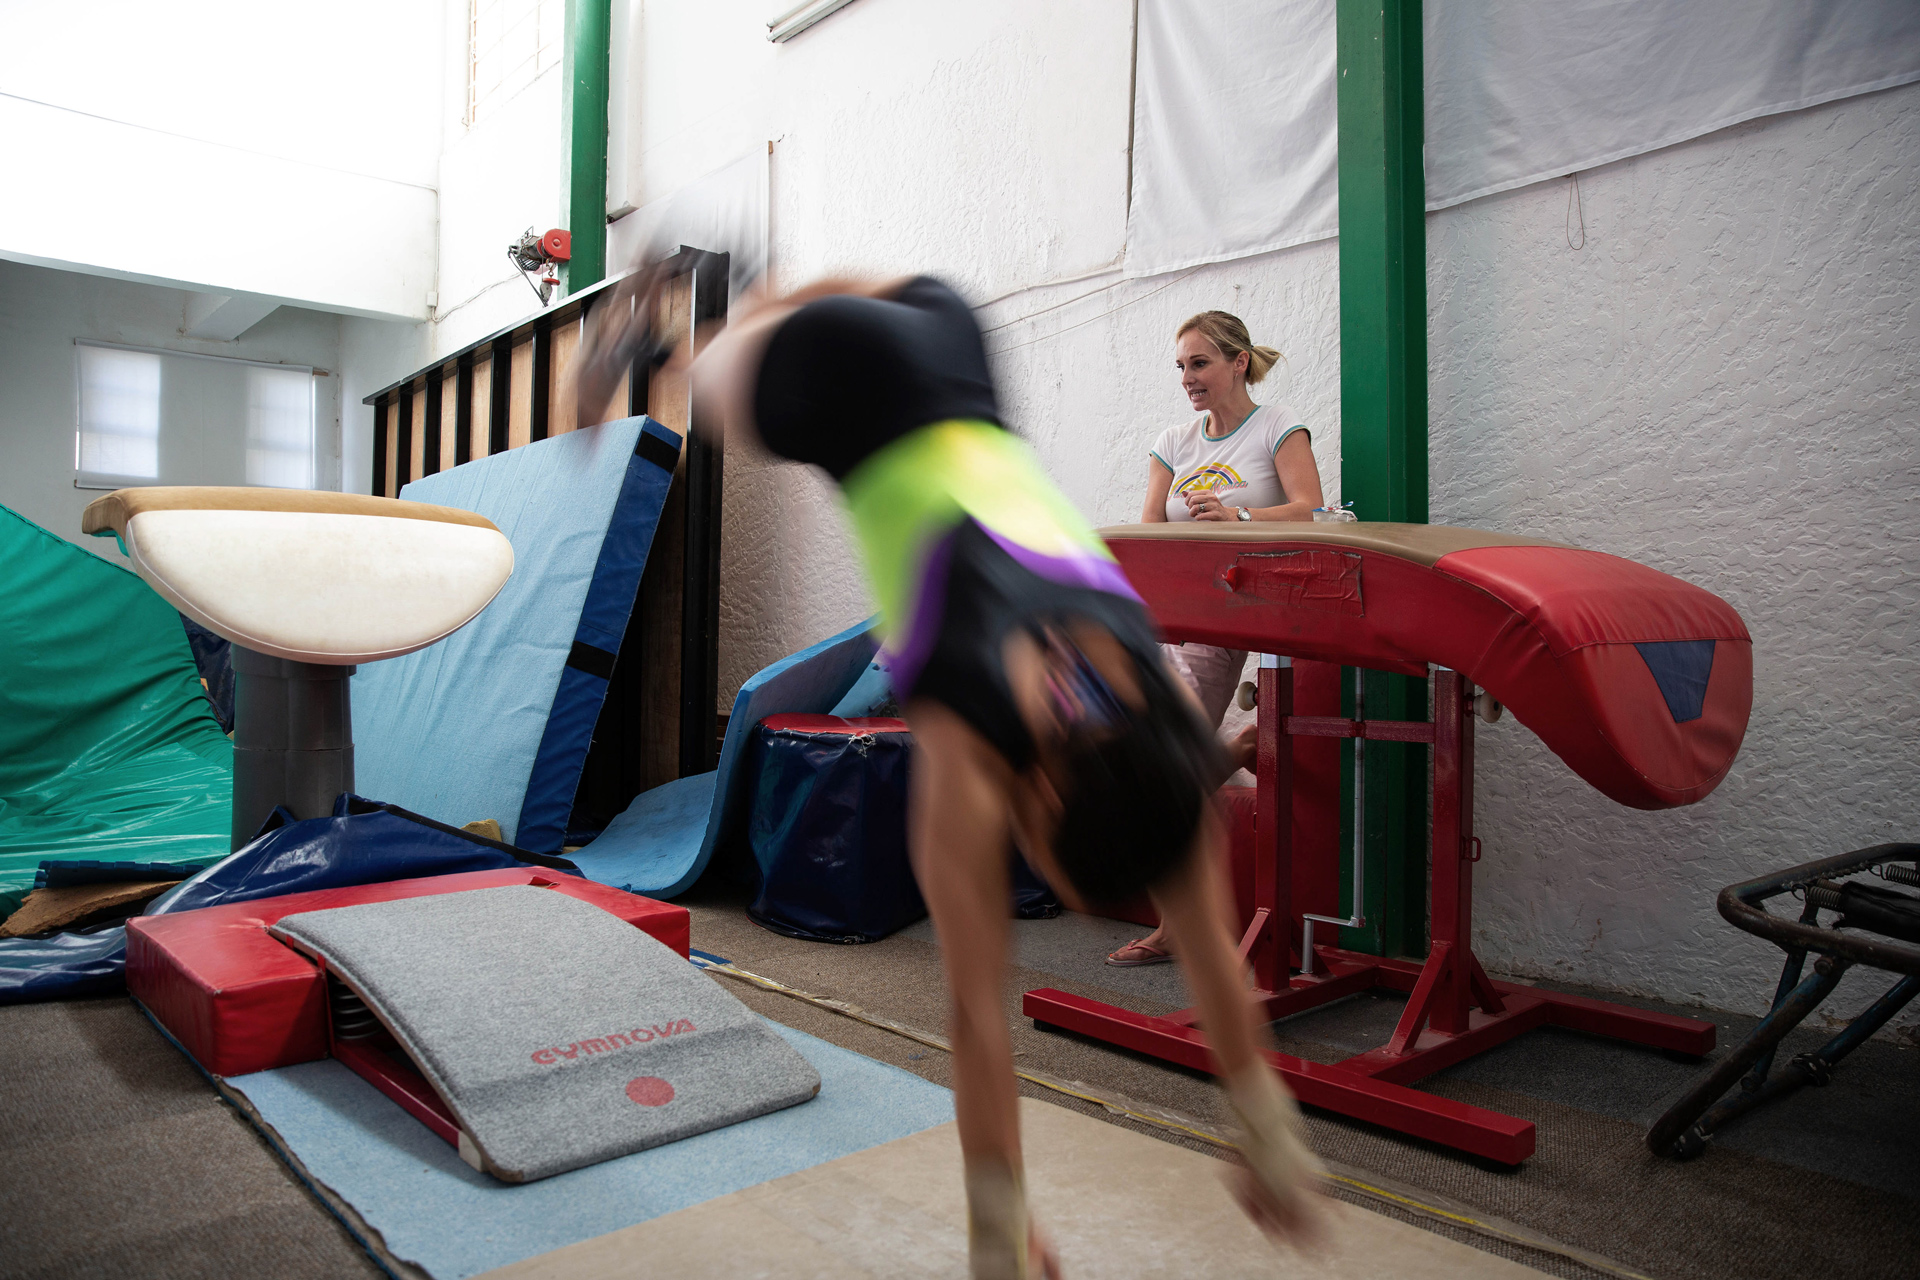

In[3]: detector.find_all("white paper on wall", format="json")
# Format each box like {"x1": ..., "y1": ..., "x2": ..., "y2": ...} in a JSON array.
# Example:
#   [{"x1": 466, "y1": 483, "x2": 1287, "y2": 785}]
[
  {"x1": 1127, "y1": 0, "x2": 1338, "y2": 279},
  {"x1": 1125, "y1": 0, "x2": 1920, "y2": 278},
  {"x1": 606, "y1": 148, "x2": 769, "y2": 300}
]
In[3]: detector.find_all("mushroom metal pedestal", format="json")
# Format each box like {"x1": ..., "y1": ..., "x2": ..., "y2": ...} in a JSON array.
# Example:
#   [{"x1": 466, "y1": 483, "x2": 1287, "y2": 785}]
[{"x1": 231, "y1": 649, "x2": 356, "y2": 847}]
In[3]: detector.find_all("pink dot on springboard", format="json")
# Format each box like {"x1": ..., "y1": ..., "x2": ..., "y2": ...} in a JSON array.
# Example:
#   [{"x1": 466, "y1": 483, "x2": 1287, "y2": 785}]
[{"x1": 626, "y1": 1076, "x2": 675, "y2": 1107}]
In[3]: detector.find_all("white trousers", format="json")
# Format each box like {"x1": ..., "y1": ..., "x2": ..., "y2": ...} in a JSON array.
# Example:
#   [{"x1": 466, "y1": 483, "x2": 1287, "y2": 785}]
[{"x1": 1163, "y1": 642, "x2": 1249, "y2": 730}]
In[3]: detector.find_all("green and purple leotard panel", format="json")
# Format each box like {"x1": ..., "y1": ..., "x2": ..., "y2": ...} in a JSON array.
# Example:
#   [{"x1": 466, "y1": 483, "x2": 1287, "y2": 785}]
[{"x1": 840, "y1": 419, "x2": 1141, "y2": 695}]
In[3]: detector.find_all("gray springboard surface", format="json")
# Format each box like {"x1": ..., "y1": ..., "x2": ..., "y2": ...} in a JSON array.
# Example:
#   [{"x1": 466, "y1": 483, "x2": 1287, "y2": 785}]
[{"x1": 269, "y1": 884, "x2": 820, "y2": 1181}]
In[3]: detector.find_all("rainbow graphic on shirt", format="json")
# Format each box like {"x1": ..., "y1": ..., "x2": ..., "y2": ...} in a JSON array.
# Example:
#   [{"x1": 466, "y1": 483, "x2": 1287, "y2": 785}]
[{"x1": 1174, "y1": 463, "x2": 1245, "y2": 495}]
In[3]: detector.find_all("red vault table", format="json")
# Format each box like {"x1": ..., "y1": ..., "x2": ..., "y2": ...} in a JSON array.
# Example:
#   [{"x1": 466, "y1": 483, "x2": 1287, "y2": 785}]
[
  {"x1": 1024, "y1": 523, "x2": 1750, "y2": 1163},
  {"x1": 127, "y1": 868, "x2": 690, "y2": 1079}
]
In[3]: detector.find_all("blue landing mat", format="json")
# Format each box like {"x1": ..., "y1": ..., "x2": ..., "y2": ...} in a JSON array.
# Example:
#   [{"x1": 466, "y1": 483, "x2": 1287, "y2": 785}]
[
  {"x1": 352, "y1": 417, "x2": 680, "y2": 852},
  {"x1": 227, "y1": 1021, "x2": 951, "y2": 1280},
  {"x1": 568, "y1": 619, "x2": 878, "y2": 898}
]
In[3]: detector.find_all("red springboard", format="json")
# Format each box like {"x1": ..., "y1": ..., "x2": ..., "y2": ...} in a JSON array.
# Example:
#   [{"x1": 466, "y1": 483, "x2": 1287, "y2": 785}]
[{"x1": 126, "y1": 869, "x2": 690, "y2": 1078}]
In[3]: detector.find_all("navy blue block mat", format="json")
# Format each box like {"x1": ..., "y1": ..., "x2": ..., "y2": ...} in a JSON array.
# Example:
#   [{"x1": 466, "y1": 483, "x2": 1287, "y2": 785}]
[{"x1": 568, "y1": 619, "x2": 878, "y2": 898}]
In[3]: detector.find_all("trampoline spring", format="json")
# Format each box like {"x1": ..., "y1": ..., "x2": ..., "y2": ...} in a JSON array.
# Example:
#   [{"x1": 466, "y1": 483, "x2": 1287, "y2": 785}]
[
  {"x1": 327, "y1": 979, "x2": 384, "y2": 1039},
  {"x1": 1877, "y1": 863, "x2": 1920, "y2": 889},
  {"x1": 1805, "y1": 883, "x2": 1844, "y2": 913}
]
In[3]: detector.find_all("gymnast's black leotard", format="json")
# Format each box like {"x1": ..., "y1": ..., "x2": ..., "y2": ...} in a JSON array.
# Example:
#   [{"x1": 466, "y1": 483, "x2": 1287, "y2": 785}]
[{"x1": 750, "y1": 278, "x2": 1161, "y2": 770}]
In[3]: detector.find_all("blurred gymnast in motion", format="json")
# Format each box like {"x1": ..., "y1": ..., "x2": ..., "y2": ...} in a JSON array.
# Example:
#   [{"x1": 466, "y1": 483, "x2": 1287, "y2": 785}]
[{"x1": 579, "y1": 269, "x2": 1324, "y2": 1279}]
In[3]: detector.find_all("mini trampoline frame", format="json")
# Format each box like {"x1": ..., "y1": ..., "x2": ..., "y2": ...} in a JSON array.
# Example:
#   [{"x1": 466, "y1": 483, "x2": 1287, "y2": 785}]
[{"x1": 1645, "y1": 842, "x2": 1920, "y2": 1160}]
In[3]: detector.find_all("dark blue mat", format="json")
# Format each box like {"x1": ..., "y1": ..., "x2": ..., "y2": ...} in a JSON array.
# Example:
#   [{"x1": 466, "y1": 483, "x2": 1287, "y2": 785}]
[{"x1": 569, "y1": 620, "x2": 877, "y2": 898}]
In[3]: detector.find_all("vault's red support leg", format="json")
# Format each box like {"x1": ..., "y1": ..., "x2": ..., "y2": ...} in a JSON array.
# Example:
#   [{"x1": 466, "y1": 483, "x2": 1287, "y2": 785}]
[
  {"x1": 1384, "y1": 940, "x2": 1452, "y2": 1055},
  {"x1": 1021, "y1": 988, "x2": 1535, "y2": 1163},
  {"x1": 1430, "y1": 668, "x2": 1473, "y2": 1034},
  {"x1": 1250, "y1": 657, "x2": 1292, "y2": 991}
]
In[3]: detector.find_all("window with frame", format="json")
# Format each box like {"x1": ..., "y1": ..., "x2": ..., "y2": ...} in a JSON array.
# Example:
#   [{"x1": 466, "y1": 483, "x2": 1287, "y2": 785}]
[
  {"x1": 74, "y1": 341, "x2": 317, "y2": 491},
  {"x1": 76, "y1": 345, "x2": 162, "y2": 486}
]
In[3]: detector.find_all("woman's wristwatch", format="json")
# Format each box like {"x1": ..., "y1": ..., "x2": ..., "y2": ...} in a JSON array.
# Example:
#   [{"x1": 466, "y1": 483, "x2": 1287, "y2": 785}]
[{"x1": 1235, "y1": 505, "x2": 1252, "y2": 521}]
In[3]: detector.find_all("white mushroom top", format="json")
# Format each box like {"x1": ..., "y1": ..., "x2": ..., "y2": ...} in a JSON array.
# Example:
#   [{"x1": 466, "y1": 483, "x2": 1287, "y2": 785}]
[{"x1": 84, "y1": 487, "x2": 514, "y2": 665}]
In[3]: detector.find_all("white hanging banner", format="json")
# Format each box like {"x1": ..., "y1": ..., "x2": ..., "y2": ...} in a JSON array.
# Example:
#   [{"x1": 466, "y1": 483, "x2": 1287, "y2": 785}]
[
  {"x1": 1127, "y1": 0, "x2": 1338, "y2": 278},
  {"x1": 1125, "y1": 0, "x2": 1920, "y2": 278}
]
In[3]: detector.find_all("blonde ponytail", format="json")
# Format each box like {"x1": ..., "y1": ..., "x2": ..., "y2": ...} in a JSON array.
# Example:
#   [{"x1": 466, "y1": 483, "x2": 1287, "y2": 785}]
[
  {"x1": 1176, "y1": 312, "x2": 1284, "y2": 385},
  {"x1": 1245, "y1": 344, "x2": 1283, "y2": 385}
]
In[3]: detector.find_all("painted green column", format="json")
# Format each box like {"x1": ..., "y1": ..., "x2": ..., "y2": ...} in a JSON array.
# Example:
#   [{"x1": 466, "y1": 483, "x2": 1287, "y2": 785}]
[
  {"x1": 1336, "y1": 0, "x2": 1428, "y2": 958},
  {"x1": 560, "y1": 0, "x2": 612, "y2": 293}
]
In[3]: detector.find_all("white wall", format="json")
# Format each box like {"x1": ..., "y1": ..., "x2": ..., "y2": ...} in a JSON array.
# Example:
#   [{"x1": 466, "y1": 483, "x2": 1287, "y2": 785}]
[
  {"x1": 0, "y1": 260, "x2": 344, "y2": 556},
  {"x1": 629, "y1": 0, "x2": 1919, "y2": 1027},
  {"x1": 0, "y1": 1, "x2": 445, "y2": 320},
  {"x1": 1429, "y1": 90, "x2": 1920, "y2": 1019},
  {"x1": 336, "y1": 0, "x2": 574, "y2": 494}
]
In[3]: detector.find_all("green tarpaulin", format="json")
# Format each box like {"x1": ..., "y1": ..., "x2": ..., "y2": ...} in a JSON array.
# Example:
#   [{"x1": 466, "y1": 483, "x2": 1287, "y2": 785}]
[{"x1": 0, "y1": 505, "x2": 231, "y2": 894}]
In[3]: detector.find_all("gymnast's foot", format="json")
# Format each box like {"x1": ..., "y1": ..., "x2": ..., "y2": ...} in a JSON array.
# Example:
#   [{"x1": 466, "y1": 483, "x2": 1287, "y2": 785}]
[{"x1": 966, "y1": 1162, "x2": 1062, "y2": 1278}]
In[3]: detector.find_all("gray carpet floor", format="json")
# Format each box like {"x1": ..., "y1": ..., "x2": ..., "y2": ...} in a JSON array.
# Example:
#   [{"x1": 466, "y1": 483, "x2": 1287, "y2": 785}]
[
  {"x1": 0, "y1": 994, "x2": 383, "y2": 1280},
  {"x1": 1, "y1": 891, "x2": 1912, "y2": 1280}
]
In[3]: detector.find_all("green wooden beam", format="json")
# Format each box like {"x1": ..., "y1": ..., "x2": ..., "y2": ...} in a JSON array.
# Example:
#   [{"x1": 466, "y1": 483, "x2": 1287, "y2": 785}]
[
  {"x1": 1336, "y1": 0, "x2": 1428, "y2": 959},
  {"x1": 560, "y1": 0, "x2": 612, "y2": 294}
]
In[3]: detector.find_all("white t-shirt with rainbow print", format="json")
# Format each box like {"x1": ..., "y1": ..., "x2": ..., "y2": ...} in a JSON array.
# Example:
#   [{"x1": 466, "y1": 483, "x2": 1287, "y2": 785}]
[{"x1": 1149, "y1": 404, "x2": 1308, "y2": 522}]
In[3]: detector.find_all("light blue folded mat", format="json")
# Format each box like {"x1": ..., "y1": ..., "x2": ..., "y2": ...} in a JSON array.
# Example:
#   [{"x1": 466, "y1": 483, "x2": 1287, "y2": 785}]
[
  {"x1": 353, "y1": 417, "x2": 682, "y2": 852},
  {"x1": 567, "y1": 619, "x2": 878, "y2": 898}
]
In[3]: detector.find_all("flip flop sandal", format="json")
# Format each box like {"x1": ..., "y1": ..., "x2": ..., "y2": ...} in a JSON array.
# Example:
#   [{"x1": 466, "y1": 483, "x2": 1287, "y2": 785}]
[{"x1": 1105, "y1": 938, "x2": 1175, "y2": 967}]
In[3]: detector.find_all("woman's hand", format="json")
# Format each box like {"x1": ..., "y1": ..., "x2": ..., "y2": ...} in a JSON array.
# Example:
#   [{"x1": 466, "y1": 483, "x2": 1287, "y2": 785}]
[{"x1": 1184, "y1": 490, "x2": 1241, "y2": 522}]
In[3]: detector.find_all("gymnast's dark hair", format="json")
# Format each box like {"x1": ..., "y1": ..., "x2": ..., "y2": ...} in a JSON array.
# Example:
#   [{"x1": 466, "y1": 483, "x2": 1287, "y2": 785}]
[{"x1": 1047, "y1": 657, "x2": 1226, "y2": 908}]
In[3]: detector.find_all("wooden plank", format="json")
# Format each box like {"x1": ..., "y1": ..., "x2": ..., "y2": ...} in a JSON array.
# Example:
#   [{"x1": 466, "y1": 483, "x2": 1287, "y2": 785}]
[
  {"x1": 488, "y1": 338, "x2": 511, "y2": 455},
  {"x1": 383, "y1": 400, "x2": 399, "y2": 495},
  {"x1": 508, "y1": 339, "x2": 533, "y2": 449},
  {"x1": 548, "y1": 317, "x2": 579, "y2": 435},
  {"x1": 608, "y1": 368, "x2": 631, "y2": 424},
  {"x1": 408, "y1": 384, "x2": 427, "y2": 482},
  {"x1": 469, "y1": 355, "x2": 491, "y2": 461},
  {"x1": 646, "y1": 276, "x2": 692, "y2": 438},
  {"x1": 440, "y1": 365, "x2": 459, "y2": 472}
]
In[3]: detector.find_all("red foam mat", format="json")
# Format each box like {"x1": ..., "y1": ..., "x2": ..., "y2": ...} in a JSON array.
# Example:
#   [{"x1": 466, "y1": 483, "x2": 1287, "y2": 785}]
[{"x1": 127, "y1": 869, "x2": 689, "y2": 1078}]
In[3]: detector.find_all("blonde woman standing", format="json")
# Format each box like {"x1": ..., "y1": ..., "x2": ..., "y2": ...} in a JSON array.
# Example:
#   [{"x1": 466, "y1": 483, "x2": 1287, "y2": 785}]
[{"x1": 1108, "y1": 310, "x2": 1326, "y2": 968}]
